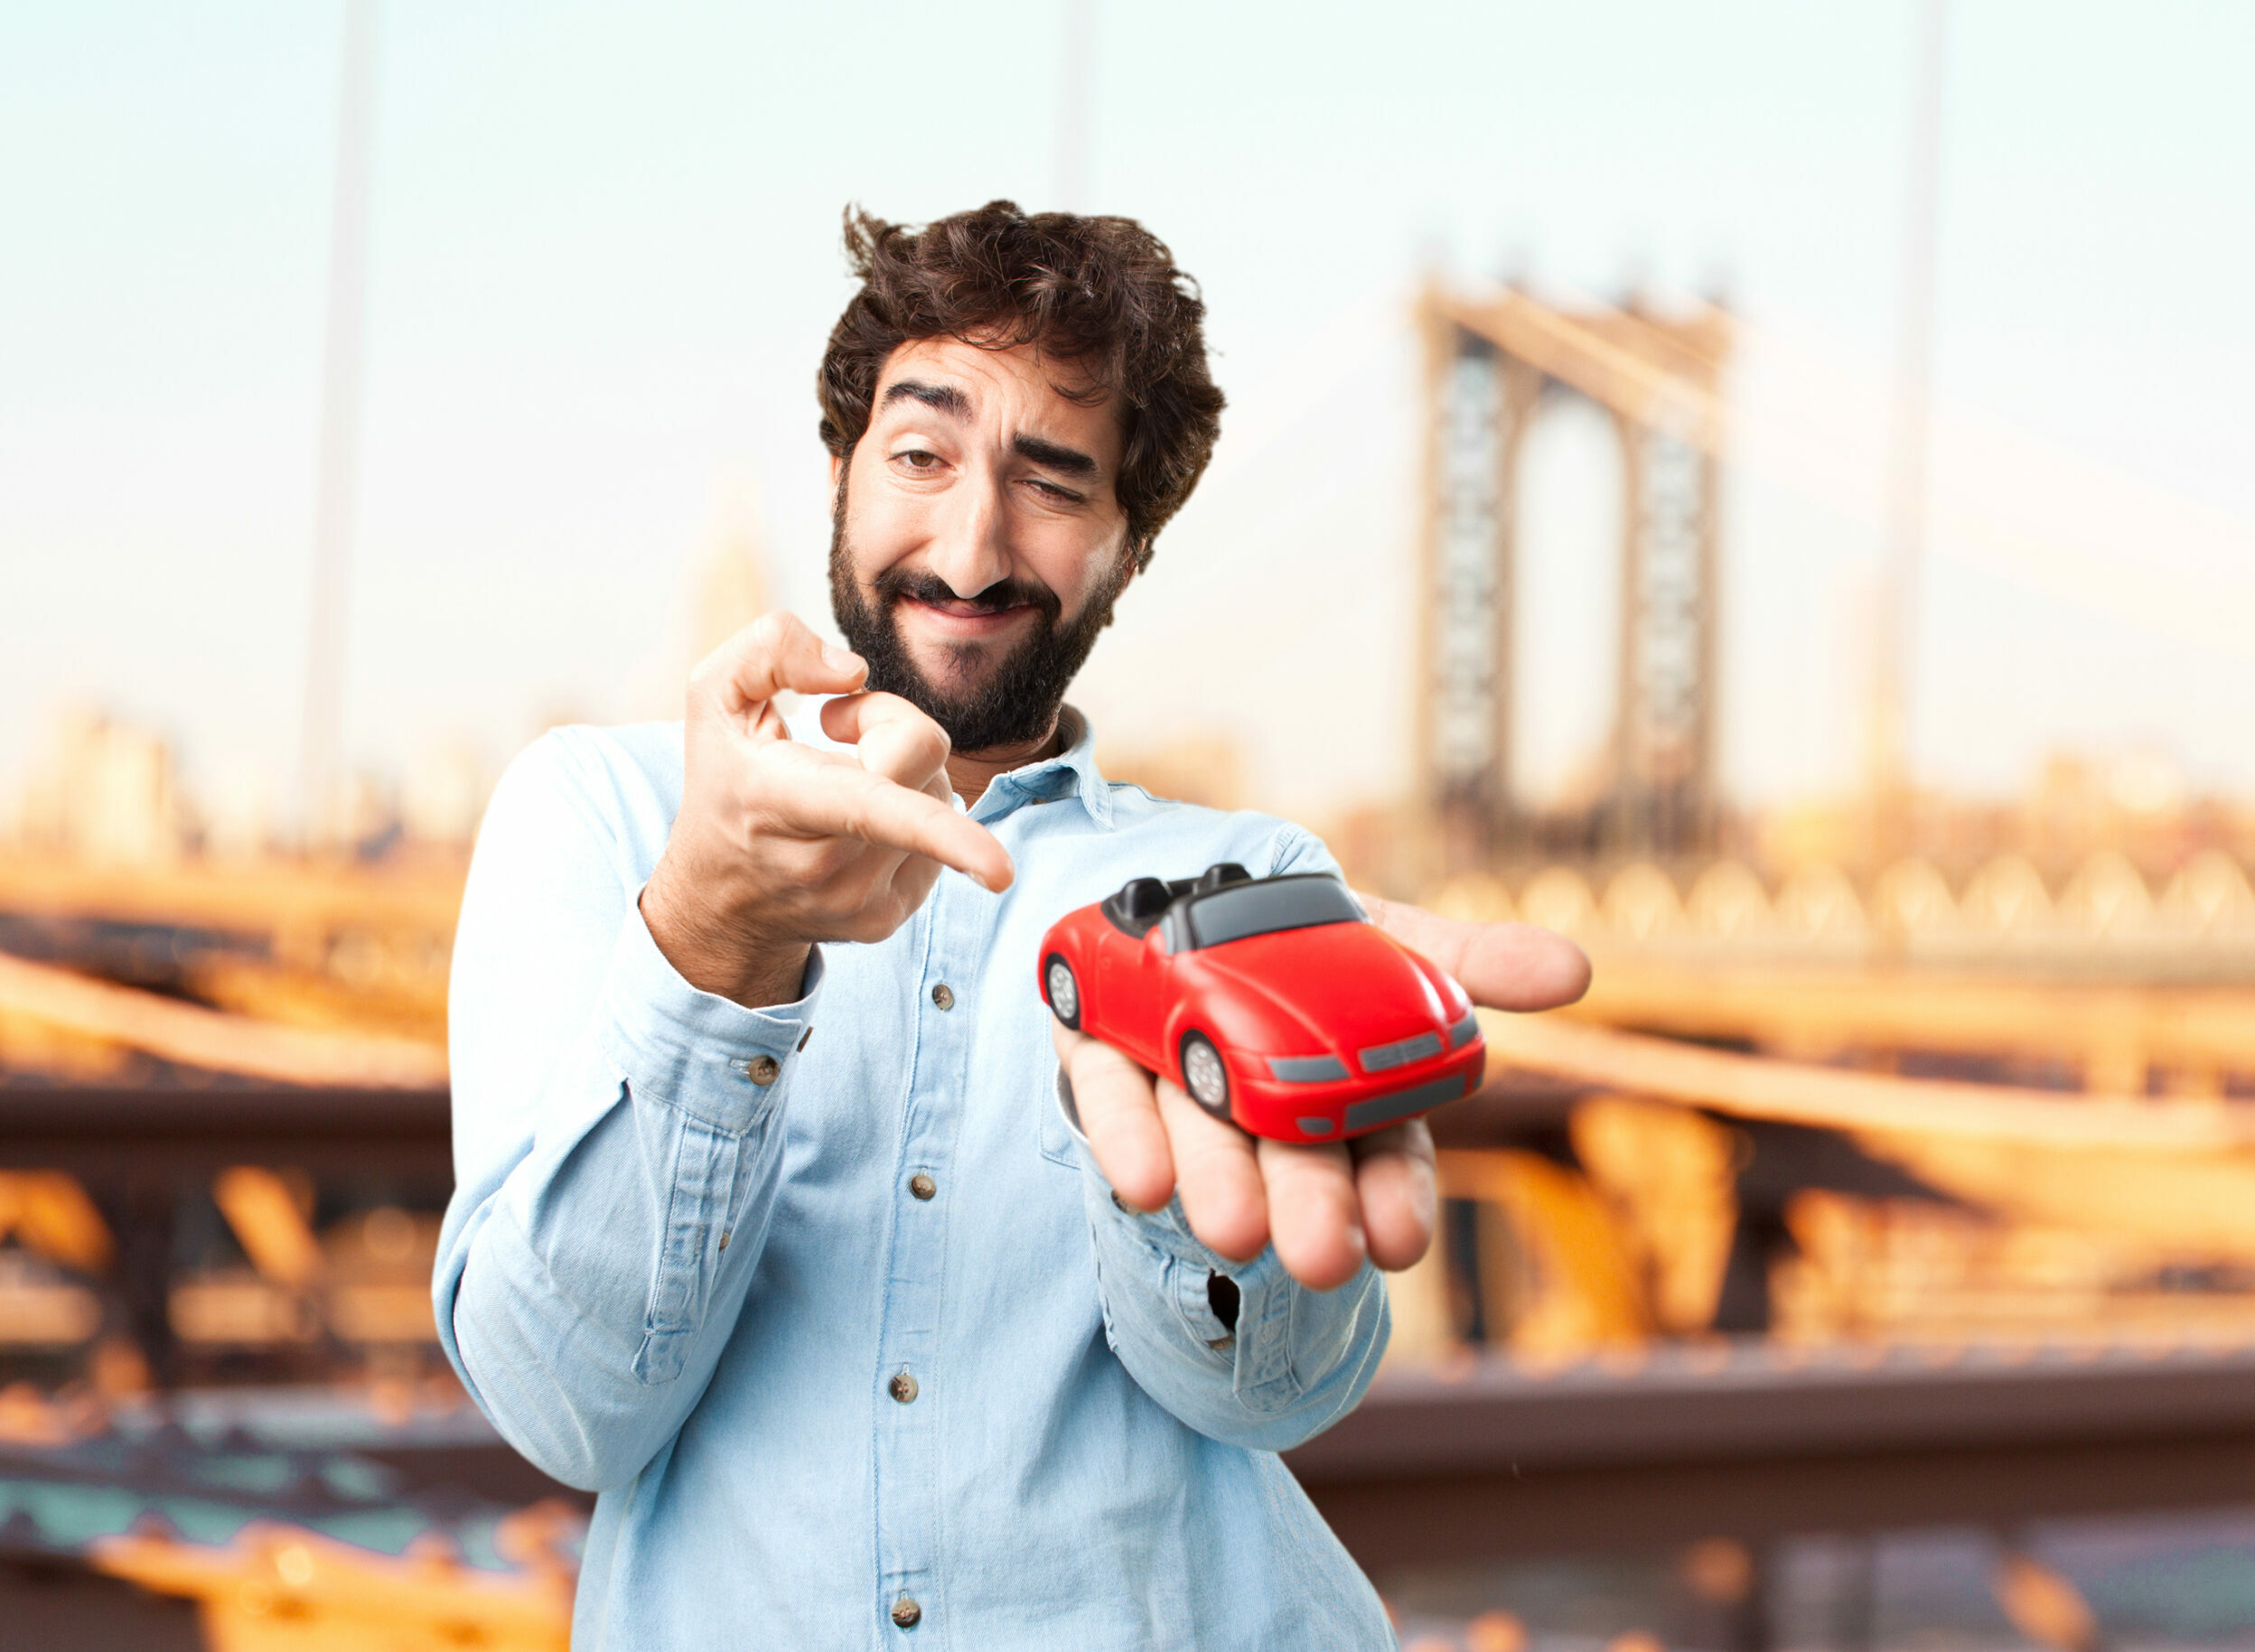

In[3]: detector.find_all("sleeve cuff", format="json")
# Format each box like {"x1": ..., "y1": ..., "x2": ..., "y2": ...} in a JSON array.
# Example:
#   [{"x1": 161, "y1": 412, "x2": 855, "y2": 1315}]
[
  {"x1": 1057, "y1": 1063, "x2": 1375, "y2": 1402},
  {"x1": 594, "y1": 893, "x2": 825, "y2": 1134}
]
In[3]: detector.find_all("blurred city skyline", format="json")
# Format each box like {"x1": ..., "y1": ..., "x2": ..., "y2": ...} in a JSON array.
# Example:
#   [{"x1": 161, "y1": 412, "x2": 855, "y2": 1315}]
[{"x1": 5, "y1": 1, "x2": 2255, "y2": 834}]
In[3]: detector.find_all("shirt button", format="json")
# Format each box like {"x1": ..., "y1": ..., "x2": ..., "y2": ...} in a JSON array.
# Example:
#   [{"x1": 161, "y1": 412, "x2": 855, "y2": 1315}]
[
  {"x1": 745, "y1": 1054, "x2": 781, "y2": 1087},
  {"x1": 930, "y1": 983, "x2": 955, "y2": 1011},
  {"x1": 888, "y1": 1369, "x2": 919, "y2": 1404},
  {"x1": 891, "y1": 1596, "x2": 922, "y2": 1629},
  {"x1": 909, "y1": 1173, "x2": 936, "y2": 1201}
]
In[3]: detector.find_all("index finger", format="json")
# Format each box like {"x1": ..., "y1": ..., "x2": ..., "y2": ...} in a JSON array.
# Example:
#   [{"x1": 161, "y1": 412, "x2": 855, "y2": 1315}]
[
  {"x1": 1053, "y1": 1022, "x2": 1175, "y2": 1215},
  {"x1": 1357, "y1": 892, "x2": 1592, "y2": 1012},
  {"x1": 768, "y1": 745, "x2": 1015, "y2": 892}
]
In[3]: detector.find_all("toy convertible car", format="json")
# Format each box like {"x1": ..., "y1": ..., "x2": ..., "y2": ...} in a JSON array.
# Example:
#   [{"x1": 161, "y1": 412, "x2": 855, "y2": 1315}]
[{"x1": 1037, "y1": 864, "x2": 1486, "y2": 1144}]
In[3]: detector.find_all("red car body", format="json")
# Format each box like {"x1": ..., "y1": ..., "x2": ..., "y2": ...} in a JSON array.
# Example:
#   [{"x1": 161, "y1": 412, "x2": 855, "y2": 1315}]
[{"x1": 1037, "y1": 865, "x2": 1486, "y2": 1144}]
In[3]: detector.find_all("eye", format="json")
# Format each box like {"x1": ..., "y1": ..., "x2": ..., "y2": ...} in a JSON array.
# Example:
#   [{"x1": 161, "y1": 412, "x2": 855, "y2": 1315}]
[
  {"x1": 1028, "y1": 477, "x2": 1083, "y2": 503},
  {"x1": 892, "y1": 447, "x2": 943, "y2": 472}
]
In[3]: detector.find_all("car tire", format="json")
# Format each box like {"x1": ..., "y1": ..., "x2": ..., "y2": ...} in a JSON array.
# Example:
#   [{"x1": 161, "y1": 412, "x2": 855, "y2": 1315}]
[
  {"x1": 1179, "y1": 1032, "x2": 1230, "y2": 1123},
  {"x1": 1043, "y1": 954, "x2": 1081, "y2": 1030}
]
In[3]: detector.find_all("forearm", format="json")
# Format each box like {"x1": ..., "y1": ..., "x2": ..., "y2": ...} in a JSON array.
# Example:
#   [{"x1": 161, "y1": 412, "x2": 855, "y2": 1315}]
[{"x1": 438, "y1": 902, "x2": 818, "y2": 1491}]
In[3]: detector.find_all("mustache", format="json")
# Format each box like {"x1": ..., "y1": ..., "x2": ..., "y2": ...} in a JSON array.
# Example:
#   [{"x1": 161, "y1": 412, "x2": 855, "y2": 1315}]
[{"x1": 872, "y1": 567, "x2": 1062, "y2": 624}]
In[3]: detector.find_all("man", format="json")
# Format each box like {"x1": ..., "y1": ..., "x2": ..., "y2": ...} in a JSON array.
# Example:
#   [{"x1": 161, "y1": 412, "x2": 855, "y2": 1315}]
[{"x1": 435, "y1": 201, "x2": 1587, "y2": 1647}]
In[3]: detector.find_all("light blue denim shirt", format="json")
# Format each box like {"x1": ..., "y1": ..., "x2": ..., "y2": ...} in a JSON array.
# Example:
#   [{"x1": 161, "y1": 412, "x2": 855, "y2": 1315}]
[{"x1": 434, "y1": 708, "x2": 1396, "y2": 1648}]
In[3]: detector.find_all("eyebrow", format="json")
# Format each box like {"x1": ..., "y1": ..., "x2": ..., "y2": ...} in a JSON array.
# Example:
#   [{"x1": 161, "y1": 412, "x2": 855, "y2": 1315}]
[
  {"x1": 880, "y1": 379, "x2": 972, "y2": 419},
  {"x1": 1012, "y1": 432, "x2": 1099, "y2": 479}
]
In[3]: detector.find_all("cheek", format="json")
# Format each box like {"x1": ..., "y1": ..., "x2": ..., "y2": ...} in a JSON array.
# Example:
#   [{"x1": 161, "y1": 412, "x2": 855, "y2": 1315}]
[
  {"x1": 841, "y1": 465, "x2": 933, "y2": 572},
  {"x1": 1026, "y1": 520, "x2": 1130, "y2": 611}
]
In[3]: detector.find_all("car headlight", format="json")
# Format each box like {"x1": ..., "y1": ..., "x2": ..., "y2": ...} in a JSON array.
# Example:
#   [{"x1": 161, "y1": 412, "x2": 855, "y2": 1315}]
[{"x1": 1266, "y1": 1054, "x2": 1350, "y2": 1083}]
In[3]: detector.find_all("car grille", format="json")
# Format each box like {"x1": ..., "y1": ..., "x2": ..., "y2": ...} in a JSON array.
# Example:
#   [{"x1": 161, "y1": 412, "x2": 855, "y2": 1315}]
[
  {"x1": 1358, "y1": 1031, "x2": 1443, "y2": 1072},
  {"x1": 1343, "y1": 1071, "x2": 1476, "y2": 1134}
]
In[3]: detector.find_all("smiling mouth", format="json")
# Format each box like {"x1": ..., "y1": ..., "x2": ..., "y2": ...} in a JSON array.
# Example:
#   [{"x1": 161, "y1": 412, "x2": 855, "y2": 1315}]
[{"x1": 903, "y1": 596, "x2": 1039, "y2": 630}]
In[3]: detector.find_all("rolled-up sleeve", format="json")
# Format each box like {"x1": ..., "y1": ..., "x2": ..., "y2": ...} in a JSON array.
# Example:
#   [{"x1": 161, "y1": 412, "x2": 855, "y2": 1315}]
[
  {"x1": 1057, "y1": 1069, "x2": 1389, "y2": 1453},
  {"x1": 433, "y1": 733, "x2": 819, "y2": 1492}
]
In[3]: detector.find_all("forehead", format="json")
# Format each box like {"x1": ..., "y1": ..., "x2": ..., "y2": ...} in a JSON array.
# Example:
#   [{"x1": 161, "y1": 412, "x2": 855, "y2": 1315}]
[{"x1": 872, "y1": 337, "x2": 1118, "y2": 449}]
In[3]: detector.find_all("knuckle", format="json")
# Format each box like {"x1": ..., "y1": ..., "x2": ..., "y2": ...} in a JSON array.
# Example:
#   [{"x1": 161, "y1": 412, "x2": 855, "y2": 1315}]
[
  {"x1": 843, "y1": 904, "x2": 903, "y2": 945},
  {"x1": 836, "y1": 791, "x2": 878, "y2": 846},
  {"x1": 807, "y1": 840, "x2": 856, "y2": 882}
]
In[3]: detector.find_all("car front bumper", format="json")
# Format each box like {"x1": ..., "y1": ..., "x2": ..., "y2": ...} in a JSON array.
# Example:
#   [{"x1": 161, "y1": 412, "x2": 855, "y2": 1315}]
[{"x1": 1231, "y1": 1041, "x2": 1488, "y2": 1144}]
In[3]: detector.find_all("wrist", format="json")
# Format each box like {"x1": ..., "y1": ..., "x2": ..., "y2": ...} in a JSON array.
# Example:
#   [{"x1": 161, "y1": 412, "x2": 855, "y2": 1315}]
[{"x1": 640, "y1": 863, "x2": 811, "y2": 1009}]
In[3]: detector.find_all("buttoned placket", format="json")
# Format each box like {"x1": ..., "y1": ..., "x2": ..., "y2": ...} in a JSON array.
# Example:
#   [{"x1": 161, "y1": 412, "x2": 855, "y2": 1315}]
[
  {"x1": 870, "y1": 857, "x2": 992, "y2": 1641},
  {"x1": 864, "y1": 762, "x2": 1094, "y2": 1638}
]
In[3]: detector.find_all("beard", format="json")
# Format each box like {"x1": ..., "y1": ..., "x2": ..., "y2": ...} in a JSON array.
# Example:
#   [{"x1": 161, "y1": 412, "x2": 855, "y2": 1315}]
[{"x1": 828, "y1": 504, "x2": 1129, "y2": 754}]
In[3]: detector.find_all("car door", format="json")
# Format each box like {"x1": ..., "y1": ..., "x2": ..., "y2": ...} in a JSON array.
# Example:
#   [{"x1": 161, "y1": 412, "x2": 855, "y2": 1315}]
[
  {"x1": 1092, "y1": 921, "x2": 1165, "y2": 1068},
  {"x1": 1088, "y1": 918, "x2": 1136, "y2": 1048}
]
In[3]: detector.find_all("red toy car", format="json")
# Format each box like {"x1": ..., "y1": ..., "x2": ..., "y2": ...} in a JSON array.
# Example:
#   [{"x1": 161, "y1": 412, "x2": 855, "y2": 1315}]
[{"x1": 1038, "y1": 863, "x2": 1486, "y2": 1143}]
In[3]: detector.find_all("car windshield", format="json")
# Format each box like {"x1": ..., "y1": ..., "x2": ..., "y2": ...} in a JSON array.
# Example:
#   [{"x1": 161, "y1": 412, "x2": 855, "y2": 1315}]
[{"x1": 1184, "y1": 876, "x2": 1362, "y2": 949}]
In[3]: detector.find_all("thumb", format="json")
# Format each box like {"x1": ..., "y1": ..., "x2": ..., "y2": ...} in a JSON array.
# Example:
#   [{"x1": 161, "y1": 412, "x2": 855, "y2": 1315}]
[{"x1": 691, "y1": 611, "x2": 866, "y2": 726}]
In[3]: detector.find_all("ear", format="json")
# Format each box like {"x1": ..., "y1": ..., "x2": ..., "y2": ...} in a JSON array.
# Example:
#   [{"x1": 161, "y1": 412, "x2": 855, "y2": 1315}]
[
  {"x1": 1100, "y1": 544, "x2": 1140, "y2": 630},
  {"x1": 828, "y1": 453, "x2": 845, "y2": 505}
]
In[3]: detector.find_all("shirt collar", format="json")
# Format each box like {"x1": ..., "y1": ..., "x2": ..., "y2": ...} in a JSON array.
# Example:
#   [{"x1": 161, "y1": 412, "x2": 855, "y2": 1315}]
[{"x1": 967, "y1": 704, "x2": 1111, "y2": 828}]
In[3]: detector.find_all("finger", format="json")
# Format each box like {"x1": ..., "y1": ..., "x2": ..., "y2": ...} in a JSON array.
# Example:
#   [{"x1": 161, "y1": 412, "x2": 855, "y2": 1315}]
[
  {"x1": 1153, "y1": 1079, "x2": 1268, "y2": 1263},
  {"x1": 1350, "y1": 1120, "x2": 1438, "y2": 1271},
  {"x1": 1255, "y1": 1136, "x2": 1366, "y2": 1290},
  {"x1": 694, "y1": 611, "x2": 866, "y2": 719},
  {"x1": 765, "y1": 748, "x2": 1015, "y2": 891},
  {"x1": 1055, "y1": 1022, "x2": 1175, "y2": 1214},
  {"x1": 819, "y1": 692, "x2": 952, "y2": 792},
  {"x1": 1357, "y1": 892, "x2": 1592, "y2": 1012}
]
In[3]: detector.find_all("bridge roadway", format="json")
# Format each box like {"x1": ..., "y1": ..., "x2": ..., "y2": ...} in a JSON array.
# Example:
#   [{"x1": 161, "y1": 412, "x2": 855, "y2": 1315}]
[
  {"x1": 4, "y1": 1080, "x2": 2251, "y2": 1568},
  {"x1": 1289, "y1": 1339, "x2": 2255, "y2": 1570}
]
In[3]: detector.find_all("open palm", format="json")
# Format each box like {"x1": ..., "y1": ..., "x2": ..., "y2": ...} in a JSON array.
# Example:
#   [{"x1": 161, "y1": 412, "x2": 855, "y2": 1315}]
[{"x1": 1053, "y1": 898, "x2": 1590, "y2": 1289}]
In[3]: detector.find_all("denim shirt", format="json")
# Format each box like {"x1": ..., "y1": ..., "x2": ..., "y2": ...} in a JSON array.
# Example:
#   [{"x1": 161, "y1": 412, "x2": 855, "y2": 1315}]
[{"x1": 433, "y1": 709, "x2": 1396, "y2": 1649}]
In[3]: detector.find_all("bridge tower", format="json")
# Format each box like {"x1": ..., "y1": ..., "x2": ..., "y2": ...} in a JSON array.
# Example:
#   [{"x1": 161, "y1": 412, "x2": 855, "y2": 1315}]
[{"x1": 1415, "y1": 279, "x2": 1730, "y2": 870}]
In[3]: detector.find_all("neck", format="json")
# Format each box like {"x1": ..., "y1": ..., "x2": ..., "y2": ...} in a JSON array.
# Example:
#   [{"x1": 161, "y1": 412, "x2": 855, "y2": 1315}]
[{"x1": 945, "y1": 714, "x2": 1066, "y2": 805}]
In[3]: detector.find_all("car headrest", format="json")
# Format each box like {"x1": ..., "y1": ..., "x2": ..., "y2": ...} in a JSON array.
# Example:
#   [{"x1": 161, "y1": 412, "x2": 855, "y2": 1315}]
[
  {"x1": 1120, "y1": 877, "x2": 1172, "y2": 920},
  {"x1": 1195, "y1": 863, "x2": 1252, "y2": 893}
]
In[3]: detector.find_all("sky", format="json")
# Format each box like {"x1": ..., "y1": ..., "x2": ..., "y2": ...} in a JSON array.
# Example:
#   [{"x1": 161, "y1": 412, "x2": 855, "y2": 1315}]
[{"x1": 5, "y1": 0, "x2": 2253, "y2": 828}]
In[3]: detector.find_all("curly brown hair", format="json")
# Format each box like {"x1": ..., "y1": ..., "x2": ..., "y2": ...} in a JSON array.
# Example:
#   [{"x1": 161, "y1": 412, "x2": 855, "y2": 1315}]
[{"x1": 817, "y1": 201, "x2": 1225, "y2": 573}]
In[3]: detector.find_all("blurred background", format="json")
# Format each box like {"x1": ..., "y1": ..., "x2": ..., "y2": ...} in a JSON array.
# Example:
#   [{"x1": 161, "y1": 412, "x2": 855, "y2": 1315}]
[{"x1": 4, "y1": 2, "x2": 2254, "y2": 1647}]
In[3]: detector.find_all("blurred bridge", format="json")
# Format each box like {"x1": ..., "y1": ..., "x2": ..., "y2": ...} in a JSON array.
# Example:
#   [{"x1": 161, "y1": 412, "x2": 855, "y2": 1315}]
[{"x1": 1418, "y1": 283, "x2": 1730, "y2": 865}]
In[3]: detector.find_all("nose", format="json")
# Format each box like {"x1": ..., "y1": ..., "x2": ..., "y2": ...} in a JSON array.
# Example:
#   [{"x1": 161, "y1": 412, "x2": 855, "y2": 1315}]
[{"x1": 922, "y1": 466, "x2": 1014, "y2": 602}]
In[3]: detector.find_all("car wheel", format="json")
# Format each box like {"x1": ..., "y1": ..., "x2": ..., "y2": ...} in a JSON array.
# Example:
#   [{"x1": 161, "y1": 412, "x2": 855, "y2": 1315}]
[
  {"x1": 1179, "y1": 1032, "x2": 1230, "y2": 1122},
  {"x1": 1043, "y1": 954, "x2": 1081, "y2": 1030}
]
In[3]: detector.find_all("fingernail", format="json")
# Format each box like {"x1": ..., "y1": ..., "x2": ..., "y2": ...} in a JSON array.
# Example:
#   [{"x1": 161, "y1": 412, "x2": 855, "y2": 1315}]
[{"x1": 820, "y1": 643, "x2": 864, "y2": 674}]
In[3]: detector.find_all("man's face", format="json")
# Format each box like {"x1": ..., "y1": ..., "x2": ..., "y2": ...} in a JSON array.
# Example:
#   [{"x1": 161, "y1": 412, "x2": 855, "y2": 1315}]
[{"x1": 828, "y1": 335, "x2": 1134, "y2": 753}]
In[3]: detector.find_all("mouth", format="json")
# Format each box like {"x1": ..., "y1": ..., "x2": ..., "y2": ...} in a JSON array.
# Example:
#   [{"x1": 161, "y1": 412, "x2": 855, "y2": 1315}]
[{"x1": 898, "y1": 594, "x2": 1043, "y2": 642}]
